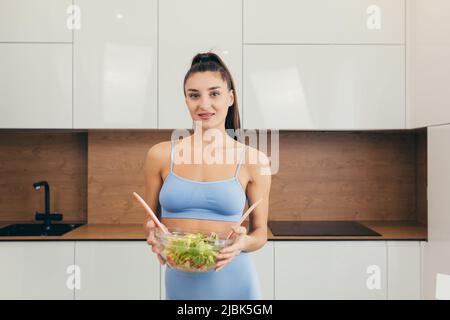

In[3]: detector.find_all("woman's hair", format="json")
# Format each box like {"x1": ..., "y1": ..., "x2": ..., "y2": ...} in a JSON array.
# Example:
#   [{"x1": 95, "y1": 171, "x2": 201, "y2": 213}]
[{"x1": 183, "y1": 52, "x2": 241, "y2": 140}]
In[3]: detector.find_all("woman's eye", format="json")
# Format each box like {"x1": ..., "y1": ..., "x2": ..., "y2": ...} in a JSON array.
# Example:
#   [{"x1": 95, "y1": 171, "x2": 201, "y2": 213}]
[{"x1": 189, "y1": 92, "x2": 219, "y2": 98}]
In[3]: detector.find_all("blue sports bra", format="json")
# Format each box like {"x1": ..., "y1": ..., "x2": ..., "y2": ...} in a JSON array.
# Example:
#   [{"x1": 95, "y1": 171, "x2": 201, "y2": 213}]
[{"x1": 159, "y1": 140, "x2": 248, "y2": 222}]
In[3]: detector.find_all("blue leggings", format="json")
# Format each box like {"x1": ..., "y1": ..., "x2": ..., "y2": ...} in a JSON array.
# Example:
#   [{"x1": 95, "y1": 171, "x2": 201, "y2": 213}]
[{"x1": 165, "y1": 251, "x2": 262, "y2": 300}]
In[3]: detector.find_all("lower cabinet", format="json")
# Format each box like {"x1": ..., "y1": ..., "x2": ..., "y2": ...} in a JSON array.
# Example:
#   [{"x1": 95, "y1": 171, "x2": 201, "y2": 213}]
[
  {"x1": 274, "y1": 241, "x2": 388, "y2": 300},
  {"x1": 251, "y1": 241, "x2": 275, "y2": 300},
  {"x1": 0, "y1": 242, "x2": 75, "y2": 300},
  {"x1": 74, "y1": 241, "x2": 160, "y2": 299},
  {"x1": 274, "y1": 241, "x2": 422, "y2": 300},
  {"x1": 387, "y1": 241, "x2": 421, "y2": 300},
  {"x1": 0, "y1": 240, "x2": 423, "y2": 299}
]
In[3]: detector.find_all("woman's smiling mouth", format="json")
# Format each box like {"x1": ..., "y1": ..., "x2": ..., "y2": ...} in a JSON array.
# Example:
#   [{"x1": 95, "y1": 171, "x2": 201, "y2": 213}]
[{"x1": 198, "y1": 112, "x2": 215, "y2": 120}]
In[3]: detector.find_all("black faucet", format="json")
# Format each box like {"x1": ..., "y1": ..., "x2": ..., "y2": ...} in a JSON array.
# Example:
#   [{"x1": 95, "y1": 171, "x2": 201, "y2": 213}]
[{"x1": 33, "y1": 181, "x2": 63, "y2": 228}]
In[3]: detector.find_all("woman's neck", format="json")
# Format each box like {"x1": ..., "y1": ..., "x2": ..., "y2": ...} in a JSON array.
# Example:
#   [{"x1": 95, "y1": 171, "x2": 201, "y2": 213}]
[{"x1": 191, "y1": 126, "x2": 232, "y2": 148}]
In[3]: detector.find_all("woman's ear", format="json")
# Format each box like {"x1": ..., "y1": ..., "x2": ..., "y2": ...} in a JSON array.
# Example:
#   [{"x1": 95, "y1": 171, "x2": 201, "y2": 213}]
[{"x1": 228, "y1": 89, "x2": 234, "y2": 106}]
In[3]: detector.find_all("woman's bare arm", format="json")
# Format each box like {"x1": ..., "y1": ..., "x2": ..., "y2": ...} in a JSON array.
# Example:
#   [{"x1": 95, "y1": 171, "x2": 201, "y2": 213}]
[
  {"x1": 143, "y1": 142, "x2": 166, "y2": 234},
  {"x1": 241, "y1": 148, "x2": 271, "y2": 252}
]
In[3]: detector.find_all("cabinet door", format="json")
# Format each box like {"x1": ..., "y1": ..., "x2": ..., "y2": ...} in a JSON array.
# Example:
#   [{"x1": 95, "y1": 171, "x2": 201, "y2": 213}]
[
  {"x1": 243, "y1": 45, "x2": 405, "y2": 130},
  {"x1": 251, "y1": 241, "x2": 274, "y2": 299},
  {"x1": 74, "y1": 0, "x2": 158, "y2": 128},
  {"x1": 0, "y1": 242, "x2": 75, "y2": 299},
  {"x1": 0, "y1": 0, "x2": 72, "y2": 42},
  {"x1": 159, "y1": 0, "x2": 242, "y2": 129},
  {"x1": 74, "y1": 241, "x2": 160, "y2": 299},
  {"x1": 274, "y1": 241, "x2": 387, "y2": 299},
  {"x1": 244, "y1": 0, "x2": 404, "y2": 44},
  {"x1": 0, "y1": 44, "x2": 72, "y2": 128},
  {"x1": 407, "y1": 0, "x2": 450, "y2": 128},
  {"x1": 424, "y1": 125, "x2": 450, "y2": 299},
  {"x1": 387, "y1": 241, "x2": 421, "y2": 299}
]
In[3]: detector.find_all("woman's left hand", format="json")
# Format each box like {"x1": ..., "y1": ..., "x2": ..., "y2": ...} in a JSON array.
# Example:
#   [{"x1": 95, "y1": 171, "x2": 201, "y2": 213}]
[{"x1": 214, "y1": 225, "x2": 248, "y2": 272}]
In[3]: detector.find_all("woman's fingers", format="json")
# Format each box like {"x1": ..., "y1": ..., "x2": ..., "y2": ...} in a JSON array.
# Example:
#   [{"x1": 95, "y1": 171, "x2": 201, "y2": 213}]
[
  {"x1": 143, "y1": 219, "x2": 156, "y2": 238},
  {"x1": 232, "y1": 225, "x2": 246, "y2": 235},
  {"x1": 215, "y1": 256, "x2": 237, "y2": 271},
  {"x1": 147, "y1": 229, "x2": 155, "y2": 244},
  {"x1": 215, "y1": 247, "x2": 242, "y2": 271},
  {"x1": 143, "y1": 219, "x2": 165, "y2": 265},
  {"x1": 157, "y1": 254, "x2": 166, "y2": 265},
  {"x1": 220, "y1": 236, "x2": 245, "y2": 253},
  {"x1": 146, "y1": 219, "x2": 155, "y2": 231},
  {"x1": 151, "y1": 244, "x2": 161, "y2": 254},
  {"x1": 216, "y1": 251, "x2": 239, "y2": 260}
]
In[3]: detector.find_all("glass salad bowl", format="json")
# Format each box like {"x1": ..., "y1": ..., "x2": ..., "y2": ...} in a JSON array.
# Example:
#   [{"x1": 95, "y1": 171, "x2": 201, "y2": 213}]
[{"x1": 154, "y1": 227, "x2": 234, "y2": 273}]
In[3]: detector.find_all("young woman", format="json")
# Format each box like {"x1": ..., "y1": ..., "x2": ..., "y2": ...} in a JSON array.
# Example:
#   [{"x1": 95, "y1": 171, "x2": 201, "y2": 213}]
[{"x1": 143, "y1": 52, "x2": 271, "y2": 300}]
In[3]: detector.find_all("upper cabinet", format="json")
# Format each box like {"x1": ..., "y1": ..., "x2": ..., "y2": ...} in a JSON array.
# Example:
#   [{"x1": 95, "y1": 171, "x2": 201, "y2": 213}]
[
  {"x1": 407, "y1": 0, "x2": 450, "y2": 128},
  {"x1": 244, "y1": 0, "x2": 405, "y2": 44},
  {"x1": 243, "y1": 45, "x2": 405, "y2": 130},
  {"x1": 0, "y1": 44, "x2": 72, "y2": 129},
  {"x1": 0, "y1": 0, "x2": 72, "y2": 42},
  {"x1": 0, "y1": 0, "x2": 72, "y2": 129},
  {"x1": 158, "y1": 0, "x2": 242, "y2": 129},
  {"x1": 73, "y1": 0, "x2": 158, "y2": 129}
]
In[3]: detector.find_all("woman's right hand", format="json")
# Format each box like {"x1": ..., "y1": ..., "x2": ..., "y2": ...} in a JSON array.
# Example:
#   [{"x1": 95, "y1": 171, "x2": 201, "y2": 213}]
[{"x1": 144, "y1": 218, "x2": 166, "y2": 266}]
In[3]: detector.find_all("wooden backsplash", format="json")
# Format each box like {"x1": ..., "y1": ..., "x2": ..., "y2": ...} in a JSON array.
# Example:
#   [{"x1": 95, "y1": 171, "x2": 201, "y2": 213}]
[
  {"x1": 415, "y1": 129, "x2": 427, "y2": 225},
  {"x1": 0, "y1": 131, "x2": 87, "y2": 222},
  {"x1": 0, "y1": 129, "x2": 427, "y2": 224},
  {"x1": 271, "y1": 131, "x2": 420, "y2": 221},
  {"x1": 88, "y1": 130, "x2": 171, "y2": 224}
]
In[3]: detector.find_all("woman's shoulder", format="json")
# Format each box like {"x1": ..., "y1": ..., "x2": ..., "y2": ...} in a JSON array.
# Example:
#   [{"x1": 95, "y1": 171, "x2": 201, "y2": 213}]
[
  {"x1": 145, "y1": 141, "x2": 172, "y2": 165},
  {"x1": 246, "y1": 147, "x2": 271, "y2": 184},
  {"x1": 238, "y1": 142, "x2": 270, "y2": 166}
]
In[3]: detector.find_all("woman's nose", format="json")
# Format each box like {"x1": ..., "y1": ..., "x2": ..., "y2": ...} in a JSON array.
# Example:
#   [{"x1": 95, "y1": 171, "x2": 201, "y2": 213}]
[{"x1": 197, "y1": 96, "x2": 212, "y2": 108}]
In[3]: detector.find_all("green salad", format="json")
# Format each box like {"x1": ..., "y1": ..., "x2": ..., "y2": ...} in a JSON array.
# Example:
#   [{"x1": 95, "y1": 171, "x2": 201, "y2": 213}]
[{"x1": 162, "y1": 232, "x2": 220, "y2": 272}]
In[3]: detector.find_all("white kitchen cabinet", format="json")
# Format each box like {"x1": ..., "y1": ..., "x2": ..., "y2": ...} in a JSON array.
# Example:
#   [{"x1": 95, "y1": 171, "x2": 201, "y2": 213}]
[
  {"x1": 0, "y1": 44, "x2": 72, "y2": 128},
  {"x1": 0, "y1": 0, "x2": 72, "y2": 42},
  {"x1": 243, "y1": 45, "x2": 405, "y2": 130},
  {"x1": 160, "y1": 263, "x2": 166, "y2": 300},
  {"x1": 74, "y1": 241, "x2": 160, "y2": 299},
  {"x1": 158, "y1": 0, "x2": 242, "y2": 129},
  {"x1": 387, "y1": 241, "x2": 421, "y2": 299},
  {"x1": 423, "y1": 125, "x2": 450, "y2": 300},
  {"x1": 0, "y1": 242, "x2": 75, "y2": 300},
  {"x1": 74, "y1": 0, "x2": 158, "y2": 129},
  {"x1": 274, "y1": 241, "x2": 387, "y2": 299},
  {"x1": 250, "y1": 241, "x2": 274, "y2": 299},
  {"x1": 407, "y1": 0, "x2": 450, "y2": 128},
  {"x1": 244, "y1": 0, "x2": 405, "y2": 44}
]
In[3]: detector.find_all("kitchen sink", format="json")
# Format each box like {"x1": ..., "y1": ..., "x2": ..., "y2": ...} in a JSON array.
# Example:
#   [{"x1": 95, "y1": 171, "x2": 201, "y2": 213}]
[{"x1": 0, "y1": 223, "x2": 83, "y2": 236}]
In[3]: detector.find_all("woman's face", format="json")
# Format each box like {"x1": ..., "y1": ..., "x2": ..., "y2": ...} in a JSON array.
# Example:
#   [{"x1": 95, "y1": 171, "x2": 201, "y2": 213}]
[{"x1": 184, "y1": 71, "x2": 234, "y2": 131}]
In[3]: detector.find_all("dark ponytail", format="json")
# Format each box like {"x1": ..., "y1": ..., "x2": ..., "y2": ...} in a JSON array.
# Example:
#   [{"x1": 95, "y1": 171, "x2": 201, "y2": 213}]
[{"x1": 183, "y1": 52, "x2": 242, "y2": 140}]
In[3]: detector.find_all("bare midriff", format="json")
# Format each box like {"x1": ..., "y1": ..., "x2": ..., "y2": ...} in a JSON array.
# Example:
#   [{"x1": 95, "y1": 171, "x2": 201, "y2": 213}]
[{"x1": 161, "y1": 218, "x2": 236, "y2": 239}]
